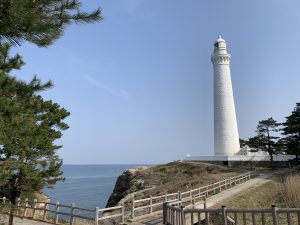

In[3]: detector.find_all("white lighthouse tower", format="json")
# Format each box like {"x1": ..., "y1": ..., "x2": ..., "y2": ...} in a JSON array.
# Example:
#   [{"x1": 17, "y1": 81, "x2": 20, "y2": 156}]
[{"x1": 211, "y1": 35, "x2": 240, "y2": 156}]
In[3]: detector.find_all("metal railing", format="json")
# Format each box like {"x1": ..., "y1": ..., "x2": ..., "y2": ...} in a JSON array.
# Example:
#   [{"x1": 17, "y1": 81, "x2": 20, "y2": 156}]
[{"x1": 130, "y1": 172, "x2": 253, "y2": 219}]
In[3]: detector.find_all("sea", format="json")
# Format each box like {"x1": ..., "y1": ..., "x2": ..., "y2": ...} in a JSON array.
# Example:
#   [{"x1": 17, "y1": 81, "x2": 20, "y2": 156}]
[{"x1": 43, "y1": 164, "x2": 146, "y2": 210}]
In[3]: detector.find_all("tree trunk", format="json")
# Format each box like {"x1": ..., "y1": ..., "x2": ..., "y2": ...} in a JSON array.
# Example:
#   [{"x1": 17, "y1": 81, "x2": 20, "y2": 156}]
[{"x1": 8, "y1": 190, "x2": 17, "y2": 225}]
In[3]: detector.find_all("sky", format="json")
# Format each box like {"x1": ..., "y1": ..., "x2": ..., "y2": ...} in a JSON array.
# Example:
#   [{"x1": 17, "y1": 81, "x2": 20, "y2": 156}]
[{"x1": 11, "y1": 0, "x2": 300, "y2": 164}]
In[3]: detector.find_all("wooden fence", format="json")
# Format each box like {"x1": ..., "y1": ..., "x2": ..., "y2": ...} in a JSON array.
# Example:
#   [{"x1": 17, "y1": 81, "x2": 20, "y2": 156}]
[
  {"x1": 163, "y1": 204, "x2": 300, "y2": 225},
  {"x1": 130, "y1": 172, "x2": 253, "y2": 219},
  {"x1": 0, "y1": 172, "x2": 254, "y2": 224},
  {"x1": 0, "y1": 197, "x2": 124, "y2": 225}
]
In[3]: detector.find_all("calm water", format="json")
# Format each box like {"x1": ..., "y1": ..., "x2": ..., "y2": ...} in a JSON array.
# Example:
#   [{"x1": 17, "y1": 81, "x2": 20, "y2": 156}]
[{"x1": 43, "y1": 164, "x2": 145, "y2": 209}]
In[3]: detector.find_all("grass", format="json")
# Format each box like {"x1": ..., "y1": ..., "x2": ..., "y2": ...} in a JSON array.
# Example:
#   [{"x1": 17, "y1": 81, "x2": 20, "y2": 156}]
[
  {"x1": 212, "y1": 172, "x2": 300, "y2": 225},
  {"x1": 133, "y1": 161, "x2": 246, "y2": 197},
  {"x1": 282, "y1": 174, "x2": 300, "y2": 208}
]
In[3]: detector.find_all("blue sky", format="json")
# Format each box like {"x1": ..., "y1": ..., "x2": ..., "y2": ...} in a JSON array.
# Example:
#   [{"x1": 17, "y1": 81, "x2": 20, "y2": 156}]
[{"x1": 11, "y1": 0, "x2": 300, "y2": 164}]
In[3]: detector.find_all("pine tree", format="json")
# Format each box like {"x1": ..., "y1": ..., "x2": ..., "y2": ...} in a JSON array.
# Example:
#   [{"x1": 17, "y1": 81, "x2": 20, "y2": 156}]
[
  {"x1": 282, "y1": 103, "x2": 300, "y2": 159},
  {"x1": 248, "y1": 118, "x2": 279, "y2": 161},
  {"x1": 0, "y1": 0, "x2": 103, "y2": 47},
  {"x1": 0, "y1": 45, "x2": 70, "y2": 225}
]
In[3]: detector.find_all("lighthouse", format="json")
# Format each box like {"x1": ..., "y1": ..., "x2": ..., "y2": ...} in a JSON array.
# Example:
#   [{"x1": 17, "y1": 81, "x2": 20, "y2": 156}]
[{"x1": 211, "y1": 35, "x2": 240, "y2": 156}]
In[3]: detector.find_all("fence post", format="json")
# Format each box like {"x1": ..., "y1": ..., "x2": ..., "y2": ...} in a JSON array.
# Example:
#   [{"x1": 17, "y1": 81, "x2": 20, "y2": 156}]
[
  {"x1": 178, "y1": 191, "x2": 182, "y2": 201},
  {"x1": 43, "y1": 199, "x2": 50, "y2": 221},
  {"x1": 23, "y1": 198, "x2": 28, "y2": 218},
  {"x1": 131, "y1": 195, "x2": 135, "y2": 219},
  {"x1": 150, "y1": 195, "x2": 153, "y2": 214},
  {"x1": 121, "y1": 205, "x2": 125, "y2": 224},
  {"x1": 178, "y1": 191, "x2": 182, "y2": 207},
  {"x1": 180, "y1": 206, "x2": 185, "y2": 225},
  {"x1": 204, "y1": 197, "x2": 207, "y2": 210},
  {"x1": 222, "y1": 206, "x2": 228, "y2": 225},
  {"x1": 32, "y1": 199, "x2": 37, "y2": 219},
  {"x1": 192, "y1": 196, "x2": 195, "y2": 209},
  {"x1": 70, "y1": 203, "x2": 75, "y2": 225},
  {"x1": 163, "y1": 202, "x2": 167, "y2": 225},
  {"x1": 272, "y1": 205, "x2": 279, "y2": 225},
  {"x1": 165, "y1": 193, "x2": 168, "y2": 202},
  {"x1": 16, "y1": 198, "x2": 20, "y2": 213},
  {"x1": 55, "y1": 201, "x2": 60, "y2": 224},
  {"x1": 95, "y1": 207, "x2": 99, "y2": 225}
]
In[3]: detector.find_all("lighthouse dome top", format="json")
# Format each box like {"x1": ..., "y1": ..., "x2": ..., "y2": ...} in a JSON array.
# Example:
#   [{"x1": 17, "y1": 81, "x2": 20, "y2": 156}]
[
  {"x1": 216, "y1": 35, "x2": 225, "y2": 43},
  {"x1": 213, "y1": 35, "x2": 227, "y2": 53}
]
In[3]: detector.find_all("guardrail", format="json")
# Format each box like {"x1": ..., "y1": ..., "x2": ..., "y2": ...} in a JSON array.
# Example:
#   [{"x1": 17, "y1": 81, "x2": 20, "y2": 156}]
[
  {"x1": 0, "y1": 197, "x2": 124, "y2": 225},
  {"x1": 0, "y1": 172, "x2": 254, "y2": 224},
  {"x1": 130, "y1": 172, "x2": 253, "y2": 219},
  {"x1": 163, "y1": 204, "x2": 300, "y2": 225}
]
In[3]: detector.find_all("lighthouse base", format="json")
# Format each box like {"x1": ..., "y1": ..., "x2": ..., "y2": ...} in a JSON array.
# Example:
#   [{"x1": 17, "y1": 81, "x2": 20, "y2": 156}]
[{"x1": 184, "y1": 155, "x2": 296, "y2": 168}]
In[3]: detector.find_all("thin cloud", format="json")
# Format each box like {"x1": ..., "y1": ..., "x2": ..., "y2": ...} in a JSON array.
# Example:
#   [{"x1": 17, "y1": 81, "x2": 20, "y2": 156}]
[
  {"x1": 127, "y1": 0, "x2": 145, "y2": 13},
  {"x1": 84, "y1": 75, "x2": 130, "y2": 99}
]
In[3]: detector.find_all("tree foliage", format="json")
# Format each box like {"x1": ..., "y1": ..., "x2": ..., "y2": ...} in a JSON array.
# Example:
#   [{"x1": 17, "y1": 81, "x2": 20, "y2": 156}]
[
  {"x1": 0, "y1": 0, "x2": 103, "y2": 47},
  {"x1": 281, "y1": 103, "x2": 300, "y2": 159},
  {"x1": 248, "y1": 117, "x2": 279, "y2": 161},
  {"x1": 0, "y1": 44, "x2": 70, "y2": 225}
]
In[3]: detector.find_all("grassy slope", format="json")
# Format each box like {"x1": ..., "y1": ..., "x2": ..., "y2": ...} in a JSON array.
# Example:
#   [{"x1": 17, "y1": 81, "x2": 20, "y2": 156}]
[
  {"x1": 133, "y1": 161, "x2": 246, "y2": 197},
  {"x1": 213, "y1": 173, "x2": 300, "y2": 224},
  {"x1": 214, "y1": 180, "x2": 284, "y2": 208}
]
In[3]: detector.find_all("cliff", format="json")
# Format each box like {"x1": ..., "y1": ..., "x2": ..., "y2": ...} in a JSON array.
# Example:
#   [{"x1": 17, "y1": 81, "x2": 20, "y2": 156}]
[{"x1": 106, "y1": 161, "x2": 245, "y2": 207}]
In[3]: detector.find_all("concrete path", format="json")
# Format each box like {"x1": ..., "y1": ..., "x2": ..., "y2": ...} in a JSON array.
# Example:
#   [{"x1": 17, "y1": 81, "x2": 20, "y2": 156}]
[
  {"x1": 1, "y1": 216, "x2": 50, "y2": 225},
  {"x1": 130, "y1": 173, "x2": 273, "y2": 225}
]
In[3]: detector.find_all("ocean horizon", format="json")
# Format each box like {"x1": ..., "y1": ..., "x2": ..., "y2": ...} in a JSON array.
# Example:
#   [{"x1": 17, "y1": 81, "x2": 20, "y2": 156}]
[{"x1": 43, "y1": 164, "x2": 149, "y2": 210}]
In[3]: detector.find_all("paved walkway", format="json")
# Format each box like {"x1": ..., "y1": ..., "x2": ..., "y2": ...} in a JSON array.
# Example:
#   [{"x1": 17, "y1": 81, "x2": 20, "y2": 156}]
[
  {"x1": 1, "y1": 216, "x2": 50, "y2": 225},
  {"x1": 130, "y1": 173, "x2": 273, "y2": 225}
]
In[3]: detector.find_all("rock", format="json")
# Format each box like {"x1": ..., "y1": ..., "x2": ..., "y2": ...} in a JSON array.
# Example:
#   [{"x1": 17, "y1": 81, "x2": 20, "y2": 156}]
[{"x1": 106, "y1": 167, "x2": 147, "y2": 207}]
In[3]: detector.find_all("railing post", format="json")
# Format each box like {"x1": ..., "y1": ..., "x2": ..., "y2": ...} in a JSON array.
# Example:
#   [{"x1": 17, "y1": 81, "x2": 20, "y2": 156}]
[
  {"x1": 95, "y1": 207, "x2": 99, "y2": 225},
  {"x1": 165, "y1": 193, "x2": 168, "y2": 202},
  {"x1": 23, "y1": 198, "x2": 28, "y2": 218},
  {"x1": 222, "y1": 206, "x2": 228, "y2": 225},
  {"x1": 16, "y1": 197, "x2": 20, "y2": 215},
  {"x1": 70, "y1": 203, "x2": 75, "y2": 225},
  {"x1": 121, "y1": 205, "x2": 125, "y2": 224},
  {"x1": 180, "y1": 206, "x2": 185, "y2": 225},
  {"x1": 163, "y1": 202, "x2": 168, "y2": 225},
  {"x1": 178, "y1": 191, "x2": 182, "y2": 201},
  {"x1": 204, "y1": 197, "x2": 207, "y2": 210},
  {"x1": 131, "y1": 195, "x2": 135, "y2": 219},
  {"x1": 178, "y1": 191, "x2": 182, "y2": 207},
  {"x1": 55, "y1": 201, "x2": 60, "y2": 224},
  {"x1": 272, "y1": 205, "x2": 279, "y2": 225},
  {"x1": 150, "y1": 195, "x2": 153, "y2": 214},
  {"x1": 43, "y1": 199, "x2": 50, "y2": 221},
  {"x1": 32, "y1": 199, "x2": 37, "y2": 219},
  {"x1": 192, "y1": 196, "x2": 195, "y2": 209}
]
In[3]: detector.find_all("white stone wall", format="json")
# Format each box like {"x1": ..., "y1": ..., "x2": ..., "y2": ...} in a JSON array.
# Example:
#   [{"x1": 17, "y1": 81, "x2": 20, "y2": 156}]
[
  {"x1": 212, "y1": 36, "x2": 240, "y2": 156},
  {"x1": 185, "y1": 155, "x2": 295, "y2": 162}
]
